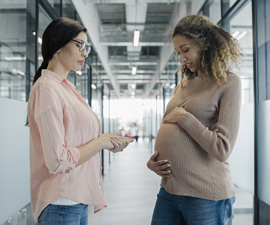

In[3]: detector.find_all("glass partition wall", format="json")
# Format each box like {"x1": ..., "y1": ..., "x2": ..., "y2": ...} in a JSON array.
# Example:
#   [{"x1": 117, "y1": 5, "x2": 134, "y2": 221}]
[
  {"x1": 0, "y1": 0, "x2": 32, "y2": 101},
  {"x1": 0, "y1": 0, "x2": 107, "y2": 224}
]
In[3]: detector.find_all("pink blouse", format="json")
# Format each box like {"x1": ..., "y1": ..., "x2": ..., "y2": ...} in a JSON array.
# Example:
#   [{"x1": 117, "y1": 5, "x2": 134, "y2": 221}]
[{"x1": 28, "y1": 69, "x2": 106, "y2": 223}]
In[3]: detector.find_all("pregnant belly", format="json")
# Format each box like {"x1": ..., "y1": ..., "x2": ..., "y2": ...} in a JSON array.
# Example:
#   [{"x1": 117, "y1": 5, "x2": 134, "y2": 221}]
[{"x1": 154, "y1": 123, "x2": 194, "y2": 165}]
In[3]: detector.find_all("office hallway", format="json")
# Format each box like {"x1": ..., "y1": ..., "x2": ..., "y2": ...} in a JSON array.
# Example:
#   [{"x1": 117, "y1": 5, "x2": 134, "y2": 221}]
[
  {"x1": 0, "y1": 138, "x2": 253, "y2": 225},
  {"x1": 88, "y1": 139, "x2": 160, "y2": 225},
  {"x1": 87, "y1": 139, "x2": 253, "y2": 225}
]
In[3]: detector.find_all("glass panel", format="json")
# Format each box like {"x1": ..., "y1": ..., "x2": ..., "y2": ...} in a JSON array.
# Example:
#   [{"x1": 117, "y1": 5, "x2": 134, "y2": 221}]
[
  {"x1": 62, "y1": 0, "x2": 76, "y2": 18},
  {"x1": 0, "y1": 0, "x2": 30, "y2": 101},
  {"x1": 230, "y1": 0, "x2": 238, "y2": 7},
  {"x1": 222, "y1": 0, "x2": 239, "y2": 16},
  {"x1": 256, "y1": 0, "x2": 270, "y2": 224},
  {"x1": 38, "y1": 6, "x2": 52, "y2": 68},
  {"x1": 47, "y1": 0, "x2": 61, "y2": 16},
  {"x1": 226, "y1": 2, "x2": 254, "y2": 224},
  {"x1": 1, "y1": 202, "x2": 34, "y2": 225},
  {"x1": 209, "y1": 0, "x2": 221, "y2": 24},
  {"x1": 76, "y1": 64, "x2": 88, "y2": 100}
]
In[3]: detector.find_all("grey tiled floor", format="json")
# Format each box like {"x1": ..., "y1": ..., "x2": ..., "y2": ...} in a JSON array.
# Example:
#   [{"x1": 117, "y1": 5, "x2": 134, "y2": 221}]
[
  {"x1": 88, "y1": 139, "x2": 160, "y2": 225},
  {"x1": 1, "y1": 139, "x2": 253, "y2": 225},
  {"x1": 87, "y1": 139, "x2": 254, "y2": 225}
]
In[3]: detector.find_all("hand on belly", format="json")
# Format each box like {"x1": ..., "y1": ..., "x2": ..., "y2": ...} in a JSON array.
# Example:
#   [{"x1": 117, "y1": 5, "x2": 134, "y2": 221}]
[{"x1": 147, "y1": 151, "x2": 171, "y2": 178}]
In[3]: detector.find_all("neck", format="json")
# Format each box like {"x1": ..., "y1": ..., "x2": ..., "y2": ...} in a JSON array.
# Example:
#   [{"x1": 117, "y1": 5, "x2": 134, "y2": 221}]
[
  {"x1": 47, "y1": 60, "x2": 69, "y2": 79},
  {"x1": 197, "y1": 70, "x2": 203, "y2": 77}
]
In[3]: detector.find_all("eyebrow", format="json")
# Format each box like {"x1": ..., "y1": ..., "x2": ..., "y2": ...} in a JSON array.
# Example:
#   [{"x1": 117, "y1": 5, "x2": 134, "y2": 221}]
[
  {"x1": 174, "y1": 44, "x2": 188, "y2": 51},
  {"x1": 74, "y1": 39, "x2": 91, "y2": 47},
  {"x1": 75, "y1": 39, "x2": 87, "y2": 44},
  {"x1": 179, "y1": 44, "x2": 188, "y2": 49}
]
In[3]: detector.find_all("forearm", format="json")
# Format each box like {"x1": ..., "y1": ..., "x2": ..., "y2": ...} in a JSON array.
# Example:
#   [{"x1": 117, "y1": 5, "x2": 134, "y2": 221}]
[
  {"x1": 178, "y1": 111, "x2": 239, "y2": 162},
  {"x1": 76, "y1": 132, "x2": 133, "y2": 166},
  {"x1": 76, "y1": 138, "x2": 105, "y2": 166}
]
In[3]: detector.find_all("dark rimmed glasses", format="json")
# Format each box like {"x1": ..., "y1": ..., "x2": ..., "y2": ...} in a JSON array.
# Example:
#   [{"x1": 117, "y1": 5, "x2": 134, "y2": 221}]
[{"x1": 72, "y1": 39, "x2": 91, "y2": 54}]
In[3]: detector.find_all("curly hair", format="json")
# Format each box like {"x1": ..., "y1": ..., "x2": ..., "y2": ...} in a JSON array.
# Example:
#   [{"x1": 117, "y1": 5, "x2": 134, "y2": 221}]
[{"x1": 173, "y1": 14, "x2": 243, "y2": 85}]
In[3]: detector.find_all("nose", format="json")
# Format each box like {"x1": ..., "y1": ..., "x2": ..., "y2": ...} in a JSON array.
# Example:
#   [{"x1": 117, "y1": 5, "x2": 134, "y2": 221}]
[
  {"x1": 180, "y1": 56, "x2": 187, "y2": 63},
  {"x1": 180, "y1": 55, "x2": 187, "y2": 64},
  {"x1": 82, "y1": 49, "x2": 88, "y2": 58}
]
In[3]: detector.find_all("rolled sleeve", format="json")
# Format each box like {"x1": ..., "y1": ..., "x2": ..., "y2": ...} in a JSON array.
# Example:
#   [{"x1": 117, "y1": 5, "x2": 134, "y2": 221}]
[{"x1": 34, "y1": 85, "x2": 80, "y2": 174}]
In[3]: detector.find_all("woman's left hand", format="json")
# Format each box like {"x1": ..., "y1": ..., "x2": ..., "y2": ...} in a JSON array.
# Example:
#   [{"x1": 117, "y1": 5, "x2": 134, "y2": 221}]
[
  {"x1": 109, "y1": 136, "x2": 134, "y2": 153},
  {"x1": 163, "y1": 107, "x2": 187, "y2": 124}
]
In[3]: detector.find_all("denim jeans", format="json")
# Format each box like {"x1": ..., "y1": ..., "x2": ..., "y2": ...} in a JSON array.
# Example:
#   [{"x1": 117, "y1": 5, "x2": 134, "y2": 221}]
[
  {"x1": 151, "y1": 188, "x2": 235, "y2": 225},
  {"x1": 38, "y1": 204, "x2": 88, "y2": 225}
]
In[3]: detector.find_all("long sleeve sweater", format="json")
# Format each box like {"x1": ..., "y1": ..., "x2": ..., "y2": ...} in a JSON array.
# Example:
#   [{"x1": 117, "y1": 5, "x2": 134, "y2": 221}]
[{"x1": 154, "y1": 72, "x2": 241, "y2": 200}]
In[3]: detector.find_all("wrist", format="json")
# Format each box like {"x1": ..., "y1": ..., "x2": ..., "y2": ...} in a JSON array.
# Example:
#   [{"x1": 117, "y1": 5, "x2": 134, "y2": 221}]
[
  {"x1": 177, "y1": 110, "x2": 187, "y2": 124},
  {"x1": 93, "y1": 136, "x2": 105, "y2": 150}
]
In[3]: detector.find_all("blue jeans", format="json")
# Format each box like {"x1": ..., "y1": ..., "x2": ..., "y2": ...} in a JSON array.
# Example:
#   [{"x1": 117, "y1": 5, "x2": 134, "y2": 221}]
[
  {"x1": 38, "y1": 204, "x2": 88, "y2": 225},
  {"x1": 151, "y1": 188, "x2": 235, "y2": 225}
]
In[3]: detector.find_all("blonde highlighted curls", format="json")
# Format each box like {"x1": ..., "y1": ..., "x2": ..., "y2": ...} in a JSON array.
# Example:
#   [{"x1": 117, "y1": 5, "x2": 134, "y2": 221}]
[{"x1": 173, "y1": 14, "x2": 243, "y2": 85}]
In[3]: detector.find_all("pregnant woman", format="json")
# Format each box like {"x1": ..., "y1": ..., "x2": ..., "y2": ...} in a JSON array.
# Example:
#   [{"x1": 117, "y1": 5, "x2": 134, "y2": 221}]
[{"x1": 147, "y1": 14, "x2": 243, "y2": 225}]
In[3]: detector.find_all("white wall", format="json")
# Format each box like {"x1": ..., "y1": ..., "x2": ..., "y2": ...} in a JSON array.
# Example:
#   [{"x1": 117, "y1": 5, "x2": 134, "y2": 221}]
[{"x1": 0, "y1": 98, "x2": 30, "y2": 224}]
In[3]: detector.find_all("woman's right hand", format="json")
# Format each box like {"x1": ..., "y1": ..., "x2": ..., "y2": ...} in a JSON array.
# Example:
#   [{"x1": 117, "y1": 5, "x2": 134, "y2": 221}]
[
  {"x1": 147, "y1": 151, "x2": 171, "y2": 178},
  {"x1": 109, "y1": 135, "x2": 134, "y2": 153},
  {"x1": 98, "y1": 132, "x2": 134, "y2": 152}
]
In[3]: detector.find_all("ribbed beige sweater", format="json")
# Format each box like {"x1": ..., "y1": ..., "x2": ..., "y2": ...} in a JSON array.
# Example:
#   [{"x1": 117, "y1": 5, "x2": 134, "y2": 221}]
[{"x1": 155, "y1": 72, "x2": 241, "y2": 200}]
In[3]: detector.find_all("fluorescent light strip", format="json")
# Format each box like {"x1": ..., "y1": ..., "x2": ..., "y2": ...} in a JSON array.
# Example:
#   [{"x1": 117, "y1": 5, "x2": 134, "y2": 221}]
[
  {"x1": 38, "y1": 37, "x2": 42, "y2": 44},
  {"x1": 5, "y1": 56, "x2": 26, "y2": 61},
  {"x1": 132, "y1": 67, "x2": 137, "y2": 75},
  {"x1": 133, "y1": 30, "x2": 140, "y2": 47},
  {"x1": 232, "y1": 31, "x2": 240, "y2": 38},
  {"x1": 170, "y1": 84, "x2": 176, "y2": 89},
  {"x1": 236, "y1": 31, "x2": 247, "y2": 40}
]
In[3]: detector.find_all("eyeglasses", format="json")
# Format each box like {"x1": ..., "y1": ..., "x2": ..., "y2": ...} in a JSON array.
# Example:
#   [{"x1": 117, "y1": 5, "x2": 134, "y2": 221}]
[{"x1": 72, "y1": 39, "x2": 91, "y2": 54}]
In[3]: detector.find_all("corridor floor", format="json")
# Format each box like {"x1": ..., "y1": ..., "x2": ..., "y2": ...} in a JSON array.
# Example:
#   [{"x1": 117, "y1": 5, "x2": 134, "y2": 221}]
[
  {"x1": 87, "y1": 139, "x2": 253, "y2": 225},
  {"x1": 88, "y1": 139, "x2": 160, "y2": 225},
  {"x1": 1, "y1": 139, "x2": 253, "y2": 225}
]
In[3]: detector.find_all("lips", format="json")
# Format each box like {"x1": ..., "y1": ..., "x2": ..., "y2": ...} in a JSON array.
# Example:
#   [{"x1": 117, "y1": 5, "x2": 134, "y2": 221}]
[
  {"x1": 78, "y1": 60, "x2": 85, "y2": 66},
  {"x1": 185, "y1": 63, "x2": 192, "y2": 69}
]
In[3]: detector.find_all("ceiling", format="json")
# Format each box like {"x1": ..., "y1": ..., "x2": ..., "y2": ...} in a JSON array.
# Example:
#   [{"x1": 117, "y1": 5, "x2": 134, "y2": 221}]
[{"x1": 73, "y1": 0, "x2": 205, "y2": 99}]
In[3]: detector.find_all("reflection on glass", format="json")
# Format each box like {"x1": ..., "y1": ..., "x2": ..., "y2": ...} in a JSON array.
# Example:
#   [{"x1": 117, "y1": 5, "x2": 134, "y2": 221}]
[
  {"x1": 38, "y1": 6, "x2": 52, "y2": 68},
  {"x1": 256, "y1": 0, "x2": 270, "y2": 224},
  {"x1": 209, "y1": 0, "x2": 221, "y2": 24},
  {"x1": 230, "y1": 3, "x2": 253, "y2": 105},
  {"x1": 0, "y1": 1, "x2": 28, "y2": 101},
  {"x1": 230, "y1": 0, "x2": 238, "y2": 7},
  {"x1": 63, "y1": 0, "x2": 76, "y2": 18},
  {"x1": 228, "y1": 2, "x2": 254, "y2": 225},
  {"x1": 47, "y1": 0, "x2": 61, "y2": 17}
]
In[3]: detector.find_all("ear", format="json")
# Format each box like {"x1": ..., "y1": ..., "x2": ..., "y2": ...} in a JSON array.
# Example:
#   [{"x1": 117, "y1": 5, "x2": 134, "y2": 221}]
[{"x1": 56, "y1": 49, "x2": 61, "y2": 54}]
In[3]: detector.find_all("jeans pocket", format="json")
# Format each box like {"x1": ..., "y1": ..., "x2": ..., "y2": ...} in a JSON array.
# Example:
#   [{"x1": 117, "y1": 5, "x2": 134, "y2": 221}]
[
  {"x1": 38, "y1": 205, "x2": 51, "y2": 222},
  {"x1": 78, "y1": 204, "x2": 88, "y2": 214},
  {"x1": 223, "y1": 196, "x2": 235, "y2": 223}
]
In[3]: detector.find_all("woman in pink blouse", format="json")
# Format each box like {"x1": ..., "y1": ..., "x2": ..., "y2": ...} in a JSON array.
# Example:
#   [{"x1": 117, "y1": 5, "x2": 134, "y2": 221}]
[{"x1": 27, "y1": 17, "x2": 133, "y2": 225}]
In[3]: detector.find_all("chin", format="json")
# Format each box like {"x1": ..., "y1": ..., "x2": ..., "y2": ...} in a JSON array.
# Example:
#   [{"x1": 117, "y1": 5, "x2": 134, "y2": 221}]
[
  {"x1": 73, "y1": 66, "x2": 82, "y2": 71},
  {"x1": 190, "y1": 68, "x2": 197, "y2": 73}
]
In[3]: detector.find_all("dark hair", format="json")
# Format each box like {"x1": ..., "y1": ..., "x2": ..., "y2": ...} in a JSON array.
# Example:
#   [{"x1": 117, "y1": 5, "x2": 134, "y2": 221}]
[
  {"x1": 173, "y1": 15, "x2": 243, "y2": 85},
  {"x1": 26, "y1": 17, "x2": 87, "y2": 126},
  {"x1": 32, "y1": 17, "x2": 87, "y2": 85}
]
